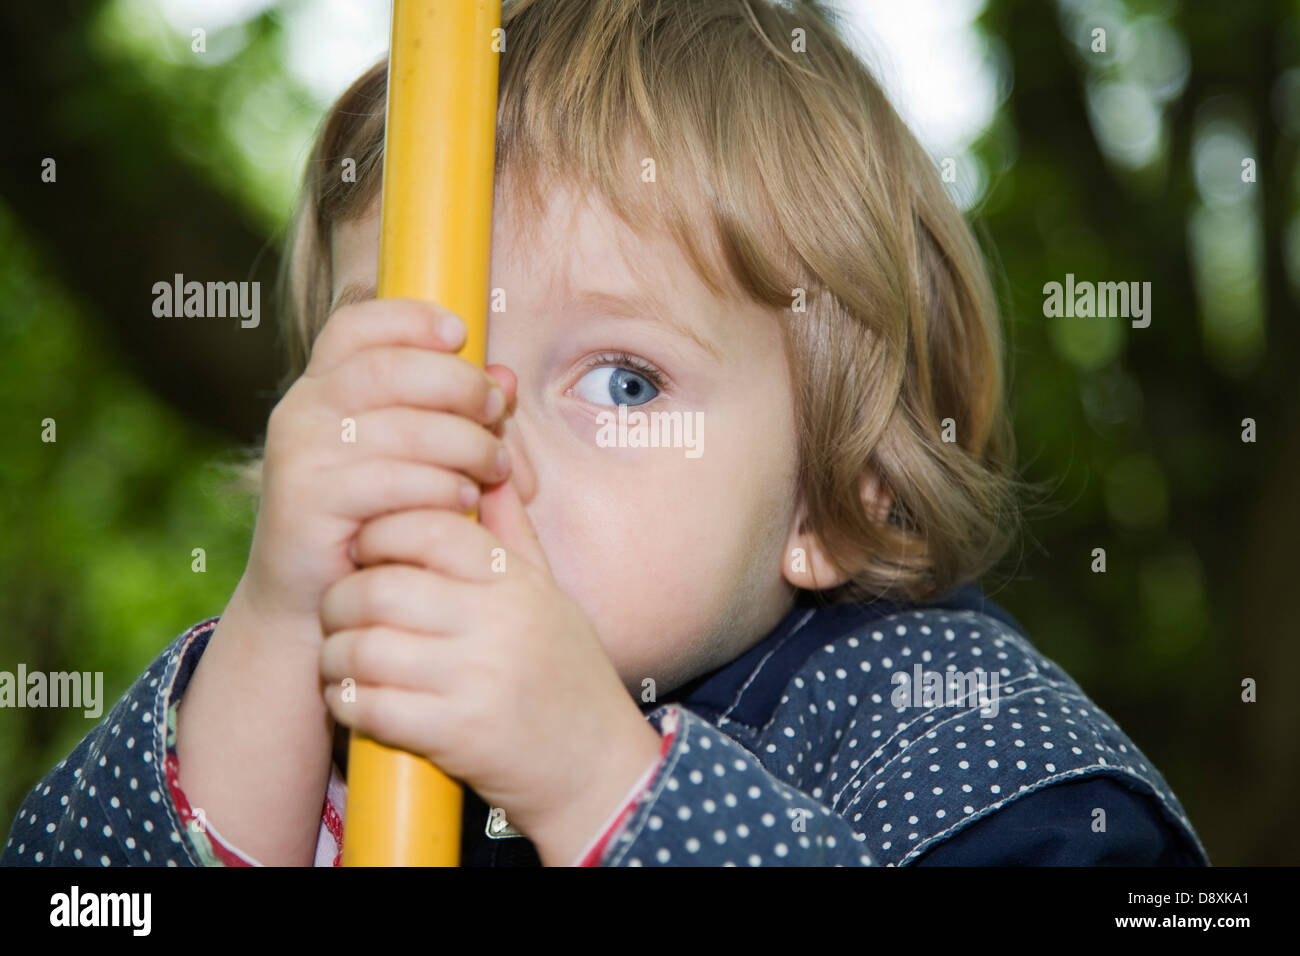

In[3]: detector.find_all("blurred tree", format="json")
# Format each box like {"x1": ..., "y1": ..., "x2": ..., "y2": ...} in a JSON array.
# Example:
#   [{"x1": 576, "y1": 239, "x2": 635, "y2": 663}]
[
  {"x1": 975, "y1": 0, "x2": 1298, "y2": 864},
  {"x1": 0, "y1": 0, "x2": 1296, "y2": 865},
  {"x1": 0, "y1": 0, "x2": 290, "y2": 442}
]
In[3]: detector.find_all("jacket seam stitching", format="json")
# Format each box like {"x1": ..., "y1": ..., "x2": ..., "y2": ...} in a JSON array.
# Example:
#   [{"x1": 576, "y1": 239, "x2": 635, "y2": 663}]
[
  {"x1": 716, "y1": 609, "x2": 817, "y2": 729},
  {"x1": 831, "y1": 678, "x2": 1063, "y2": 810},
  {"x1": 895, "y1": 765, "x2": 1205, "y2": 865}
]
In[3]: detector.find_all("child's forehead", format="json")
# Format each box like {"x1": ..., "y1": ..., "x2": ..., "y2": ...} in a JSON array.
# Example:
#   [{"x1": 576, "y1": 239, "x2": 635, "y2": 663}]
[
  {"x1": 496, "y1": 178, "x2": 680, "y2": 295},
  {"x1": 327, "y1": 184, "x2": 675, "y2": 303},
  {"x1": 327, "y1": 177, "x2": 779, "y2": 364},
  {"x1": 493, "y1": 167, "x2": 764, "y2": 315}
]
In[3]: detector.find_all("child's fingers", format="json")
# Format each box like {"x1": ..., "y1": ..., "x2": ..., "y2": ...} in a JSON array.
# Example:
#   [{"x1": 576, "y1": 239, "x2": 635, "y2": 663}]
[
  {"x1": 484, "y1": 364, "x2": 517, "y2": 410},
  {"x1": 476, "y1": 469, "x2": 551, "y2": 576},
  {"x1": 483, "y1": 367, "x2": 516, "y2": 440},
  {"x1": 334, "y1": 406, "x2": 511, "y2": 487},
  {"x1": 320, "y1": 564, "x2": 468, "y2": 636},
  {"x1": 322, "y1": 346, "x2": 506, "y2": 425},
  {"x1": 323, "y1": 680, "x2": 445, "y2": 760},
  {"x1": 350, "y1": 508, "x2": 505, "y2": 581},
  {"x1": 320, "y1": 459, "x2": 483, "y2": 521},
  {"x1": 320, "y1": 626, "x2": 459, "y2": 696},
  {"x1": 305, "y1": 297, "x2": 465, "y2": 376}
]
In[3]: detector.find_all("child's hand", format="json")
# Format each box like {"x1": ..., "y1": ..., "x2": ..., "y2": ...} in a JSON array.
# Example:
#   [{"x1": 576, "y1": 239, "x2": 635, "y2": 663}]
[
  {"x1": 317, "y1": 471, "x2": 665, "y2": 866},
  {"x1": 240, "y1": 298, "x2": 512, "y2": 632}
]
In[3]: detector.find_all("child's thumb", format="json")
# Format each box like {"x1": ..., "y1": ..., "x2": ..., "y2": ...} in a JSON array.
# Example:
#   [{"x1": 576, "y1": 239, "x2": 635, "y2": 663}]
[{"x1": 476, "y1": 473, "x2": 552, "y2": 576}]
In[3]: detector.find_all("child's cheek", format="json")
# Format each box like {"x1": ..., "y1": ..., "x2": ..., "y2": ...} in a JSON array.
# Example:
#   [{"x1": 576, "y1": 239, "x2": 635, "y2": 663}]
[{"x1": 534, "y1": 441, "x2": 731, "y2": 685}]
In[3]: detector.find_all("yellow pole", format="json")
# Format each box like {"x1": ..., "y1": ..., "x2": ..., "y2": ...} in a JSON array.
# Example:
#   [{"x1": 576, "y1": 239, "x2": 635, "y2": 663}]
[{"x1": 343, "y1": 0, "x2": 502, "y2": 867}]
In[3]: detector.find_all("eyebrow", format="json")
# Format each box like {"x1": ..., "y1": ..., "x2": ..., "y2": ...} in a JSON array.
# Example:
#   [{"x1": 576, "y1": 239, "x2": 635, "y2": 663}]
[
  {"x1": 330, "y1": 282, "x2": 722, "y2": 361},
  {"x1": 567, "y1": 288, "x2": 722, "y2": 361}
]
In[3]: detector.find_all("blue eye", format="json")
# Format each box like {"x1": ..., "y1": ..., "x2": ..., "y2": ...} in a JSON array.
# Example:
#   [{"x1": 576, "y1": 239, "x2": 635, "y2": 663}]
[{"x1": 574, "y1": 365, "x2": 660, "y2": 406}]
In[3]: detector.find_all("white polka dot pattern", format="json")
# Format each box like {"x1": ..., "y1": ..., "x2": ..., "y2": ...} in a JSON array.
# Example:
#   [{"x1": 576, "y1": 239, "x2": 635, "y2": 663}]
[
  {"x1": 602, "y1": 706, "x2": 877, "y2": 866},
  {"x1": 592, "y1": 609, "x2": 1208, "y2": 866},
  {"x1": 3, "y1": 608, "x2": 1209, "y2": 868},
  {"x1": 2, "y1": 618, "x2": 246, "y2": 867}
]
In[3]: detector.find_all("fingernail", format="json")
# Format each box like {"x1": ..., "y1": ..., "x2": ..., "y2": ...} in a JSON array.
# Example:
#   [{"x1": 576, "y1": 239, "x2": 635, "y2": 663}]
[
  {"x1": 459, "y1": 480, "x2": 480, "y2": 511},
  {"x1": 496, "y1": 445, "x2": 511, "y2": 478},
  {"x1": 484, "y1": 385, "x2": 505, "y2": 421},
  {"x1": 441, "y1": 314, "x2": 465, "y2": 344}
]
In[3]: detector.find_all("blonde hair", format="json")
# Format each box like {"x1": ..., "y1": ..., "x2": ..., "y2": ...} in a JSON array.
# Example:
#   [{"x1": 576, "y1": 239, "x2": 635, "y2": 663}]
[{"x1": 245, "y1": 0, "x2": 1025, "y2": 604}]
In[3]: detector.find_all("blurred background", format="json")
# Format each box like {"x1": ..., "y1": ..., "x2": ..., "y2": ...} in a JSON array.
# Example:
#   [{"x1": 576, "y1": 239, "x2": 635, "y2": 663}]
[{"x1": 1, "y1": 0, "x2": 1296, "y2": 865}]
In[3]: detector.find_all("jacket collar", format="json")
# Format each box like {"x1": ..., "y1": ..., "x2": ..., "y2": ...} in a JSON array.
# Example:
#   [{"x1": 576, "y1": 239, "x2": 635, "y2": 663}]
[{"x1": 642, "y1": 583, "x2": 1024, "y2": 732}]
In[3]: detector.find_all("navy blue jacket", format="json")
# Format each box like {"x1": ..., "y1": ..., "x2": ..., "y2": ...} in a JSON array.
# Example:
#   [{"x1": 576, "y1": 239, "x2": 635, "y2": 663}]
[
  {"x1": 464, "y1": 583, "x2": 1208, "y2": 865},
  {"x1": 3, "y1": 584, "x2": 1209, "y2": 866}
]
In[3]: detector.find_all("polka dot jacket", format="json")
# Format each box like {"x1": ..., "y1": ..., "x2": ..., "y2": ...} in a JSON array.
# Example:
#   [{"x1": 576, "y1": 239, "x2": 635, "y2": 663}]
[{"x1": 3, "y1": 583, "x2": 1210, "y2": 867}]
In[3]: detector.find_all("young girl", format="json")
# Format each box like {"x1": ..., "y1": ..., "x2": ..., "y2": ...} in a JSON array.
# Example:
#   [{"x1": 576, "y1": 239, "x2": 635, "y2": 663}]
[{"x1": 4, "y1": 0, "x2": 1208, "y2": 867}]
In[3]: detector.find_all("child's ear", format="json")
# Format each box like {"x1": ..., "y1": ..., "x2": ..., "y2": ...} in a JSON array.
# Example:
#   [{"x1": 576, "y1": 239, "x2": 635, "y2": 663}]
[{"x1": 782, "y1": 466, "x2": 894, "y2": 592}]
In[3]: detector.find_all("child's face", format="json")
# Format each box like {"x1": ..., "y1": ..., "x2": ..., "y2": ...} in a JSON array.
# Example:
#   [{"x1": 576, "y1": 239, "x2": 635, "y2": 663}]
[{"x1": 329, "y1": 178, "x2": 804, "y2": 696}]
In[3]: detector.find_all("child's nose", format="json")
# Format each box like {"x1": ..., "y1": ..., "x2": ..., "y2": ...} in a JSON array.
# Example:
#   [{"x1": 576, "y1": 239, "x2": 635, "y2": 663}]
[{"x1": 485, "y1": 364, "x2": 537, "y2": 505}]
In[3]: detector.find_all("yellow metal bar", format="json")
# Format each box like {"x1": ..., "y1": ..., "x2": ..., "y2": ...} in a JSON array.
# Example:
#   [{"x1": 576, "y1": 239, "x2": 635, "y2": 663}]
[{"x1": 343, "y1": 0, "x2": 501, "y2": 867}]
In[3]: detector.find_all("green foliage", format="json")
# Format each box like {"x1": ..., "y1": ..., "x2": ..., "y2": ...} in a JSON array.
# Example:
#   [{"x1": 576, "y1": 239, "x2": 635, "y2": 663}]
[
  {"x1": 1, "y1": 0, "x2": 1295, "y2": 865},
  {"x1": 0, "y1": 202, "x2": 255, "y2": 821}
]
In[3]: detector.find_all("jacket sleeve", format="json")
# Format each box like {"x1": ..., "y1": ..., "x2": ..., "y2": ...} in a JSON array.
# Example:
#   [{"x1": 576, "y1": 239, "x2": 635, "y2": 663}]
[
  {"x1": 578, "y1": 704, "x2": 877, "y2": 866},
  {"x1": 912, "y1": 776, "x2": 1207, "y2": 866},
  {"x1": 2, "y1": 618, "x2": 337, "y2": 867},
  {"x1": 572, "y1": 712, "x2": 681, "y2": 865},
  {"x1": 568, "y1": 633, "x2": 1209, "y2": 867}
]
